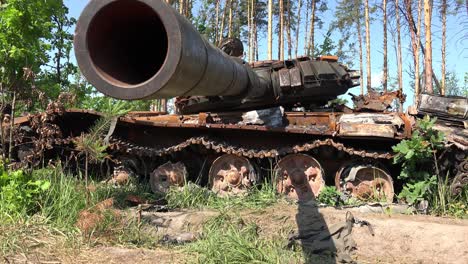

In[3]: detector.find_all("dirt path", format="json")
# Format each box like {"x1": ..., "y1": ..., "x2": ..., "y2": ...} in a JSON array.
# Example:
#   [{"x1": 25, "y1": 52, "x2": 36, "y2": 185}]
[
  {"x1": 246, "y1": 204, "x2": 468, "y2": 264},
  {"x1": 5, "y1": 204, "x2": 466, "y2": 263},
  {"x1": 84, "y1": 203, "x2": 467, "y2": 264}
]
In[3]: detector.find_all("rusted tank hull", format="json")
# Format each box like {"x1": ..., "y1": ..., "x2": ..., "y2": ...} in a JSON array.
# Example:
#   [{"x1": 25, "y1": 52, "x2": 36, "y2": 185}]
[{"x1": 9, "y1": 106, "x2": 410, "y2": 201}]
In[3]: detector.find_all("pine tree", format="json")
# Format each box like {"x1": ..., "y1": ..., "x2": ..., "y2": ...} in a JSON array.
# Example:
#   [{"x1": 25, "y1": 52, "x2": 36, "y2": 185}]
[
  {"x1": 403, "y1": 0, "x2": 422, "y2": 104},
  {"x1": 307, "y1": 0, "x2": 316, "y2": 56},
  {"x1": 286, "y1": 0, "x2": 292, "y2": 59},
  {"x1": 279, "y1": 0, "x2": 284, "y2": 60},
  {"x1": 424, "y1": 0, "x2": 433, "y2": 94},
  {"x1": 294, "y1": 0, "x2": 302, "y2": 58},
  {"x1": 364, "y1": 0, "x2": 372, "y2": 92},
  {"x1": 334, "y1": 0, "x2": 365, "y2": 95},
  {"x1": 396, "y1": 0, "x2": 403, "y2": 111},
  {"x1": 440, "y1": 0, "x2": 447, "y2": 95},
  {"x1": 382, "y1": 0, "x2": 388, "y2": 92},
  {"x1": 268, "y1": 0, "x2": 273, "y2": 60}
]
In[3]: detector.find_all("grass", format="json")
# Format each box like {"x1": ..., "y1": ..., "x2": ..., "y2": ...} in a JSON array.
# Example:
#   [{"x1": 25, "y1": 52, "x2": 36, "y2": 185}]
[
  {"x1": 185, "y1": 212, "x2": 303, "y2": 264},
  {"x1": 430, "y1": 174, "x2": 468, "y2": 218},
  {"x1": 166, "y1": 181, "x2": 279, "y2": 210},
  {"x1": 0, "y1": 166, "x2": 163, "y2": 258}
]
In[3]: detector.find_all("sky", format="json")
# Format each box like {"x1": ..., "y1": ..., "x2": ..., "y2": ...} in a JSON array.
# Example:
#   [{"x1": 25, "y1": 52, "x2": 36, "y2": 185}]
[{"x1": 64, "y1": 0, "x2": 468, "y2": 109}]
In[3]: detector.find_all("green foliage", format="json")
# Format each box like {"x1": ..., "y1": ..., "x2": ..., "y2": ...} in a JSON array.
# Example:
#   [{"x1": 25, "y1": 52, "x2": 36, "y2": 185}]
[
  {"x1": 74, "y1": 99, "x2": 132, "y2": 166},
  {"x1": 79, "y1": 92, "x2": 153, "y2": 113},
  {"x1": 186, "y1": 213, "x2": 302, "y2": 264},
  {"x1": 393, "y1": 116, "x2": 445, "y2": 204},
  {"x1": 315, "y1": 29, "x2": 337, "y2": 56},
  {"x1": 430, "y1": 174, "x2": 468, "y2": 219},
  {"x1": 0, "y1": 163, "x2": 50, "y2": 218},
  {"x1": 328, "y1": 97, "x2": 349, "y2": 108},
  {"x1": 0, "y1": 0, "x2": 76, "y2": 111},
  {"x1": 0, "y1": 166, "x2": 163, "y2": 256},
  {"x1": 166, "y1": 182, "x2": 278, "y2": 210},
  {"x1": 32, "y1": 168, "x2": 87, "y2": 228},
  {"x1": 317, "y1": 186, "x2": 342, "y2": 206}
]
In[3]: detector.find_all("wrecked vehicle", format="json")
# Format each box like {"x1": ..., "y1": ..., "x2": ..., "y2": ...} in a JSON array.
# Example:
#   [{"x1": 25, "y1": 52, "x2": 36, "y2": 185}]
[{"x1": 5, "y1": 0, "x2": 467, "y2": 202}]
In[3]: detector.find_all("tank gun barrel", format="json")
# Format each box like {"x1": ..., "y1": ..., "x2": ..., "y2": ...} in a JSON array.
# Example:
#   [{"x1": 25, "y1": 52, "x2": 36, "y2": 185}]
[{"x1": 74, "y1": 0, "x2": 259, "y2": 100}]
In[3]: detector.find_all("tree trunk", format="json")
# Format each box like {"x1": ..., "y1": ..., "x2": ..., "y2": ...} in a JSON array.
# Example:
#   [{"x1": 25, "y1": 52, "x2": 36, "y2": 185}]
[
  {"x1": 251, "y1": 0, "x2": 256, "y2": 61},
  {"x1": 399, "y1": 3, "x2": 441, "y2": 93},
  {"x1": 279, "y1": 0, "x2": 284, "y2": 60},
  {"x1": 356, "y1": 2, "x2": 364, "y2": 95},
  {"x1": 295, "y1": 0, "x2": 302, "y2": 58},
  {"x1": 228, "y1": 0, "x2": 233, "y2": 38},
  {"x1": 255, "y1": 16, "x2": 259, "y2": 60},
  {"x1": 307, "y1": 0, "x2": 316, "y2": 56},
  {"x1": 179, "y1": 0, "x2": 184, "y2": 15},
  {"x1": 215, "y1": 0, "x2": 220, "y2": 43},
  {"x1": 268, "y1": 0, "x2": 273, "y2": 60},
  {"x1": 395, "y1": 0, "x2": 403, "y2": 112},
  {"x1": 303, "y1": 0, "x2": 310, "y2": 55},
  {"x1": 405, "y1": 0, "x2": 421, "y2": 104},
  {"x1": 253, "y1": 0, "x2": 258, "y2": 61},
  {"x1": 441, "y1": 0, "x2": 446, "y2": 95},
  {"x1": 415, "y1": 0, "x2": 422, "y2": 103},
  {"x1": 383, "y1": 0, "x2": 388, "y2": 92},
  {"x1": 364, "y1": 0, "x2": 372, "y2": 92},
  {"x1": 219, "y1": 0, "x2": 227, "y2": 45},
  {"x1": 424, "y1": 0, "x2": 433, "y2": 94},
  {"x1": 396, "y1": 0, "x2": 403, "y2": 111},
  {"x1": 185, "y1": 0, "x2": 189, "y2": 17},
  {"x1": 286, "y1": 0, "x2": 292, "y2": 59},
  {"x1": 248, "y1": 0, "x2": 251, "y2": 62}
]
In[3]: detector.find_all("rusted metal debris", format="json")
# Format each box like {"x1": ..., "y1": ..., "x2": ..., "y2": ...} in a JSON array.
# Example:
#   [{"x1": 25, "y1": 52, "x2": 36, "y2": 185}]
[
  {"x1": 150, "y1": 162, "x2": 187, "y2": 194},
  {"x1": 450, "y1": 160, "x2": 468, "y2": 196},
  {"x1": 209, "y1": 154, "x2": 255, "y2": 196},
  {"x1": 335, "y1": 164, "x2": 394, "y2": 203},
  {"x1": 350, "y1": 89, "x2": 405, "y2": 112},
  {"x1": 418, "y1": 94, "x2": 467, "y2": 128},
  {"x1": 275, "y1": 154, "x2": 325, "y2": 201}
]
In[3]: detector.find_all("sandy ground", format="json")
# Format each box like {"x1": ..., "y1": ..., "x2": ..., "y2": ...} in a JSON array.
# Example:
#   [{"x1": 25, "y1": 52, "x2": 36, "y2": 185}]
[
  {"x1": 246, "y1": 204, "x2": 468, "y2": 264},
  {"x1": 3, "y1": 203, "x2": 467, "y2": 264}
]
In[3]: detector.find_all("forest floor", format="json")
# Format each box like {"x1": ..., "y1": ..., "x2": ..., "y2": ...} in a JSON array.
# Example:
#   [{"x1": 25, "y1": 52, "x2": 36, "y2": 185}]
[{"x1": 4, "y1": 202, "x2": 467, "y2": 264}]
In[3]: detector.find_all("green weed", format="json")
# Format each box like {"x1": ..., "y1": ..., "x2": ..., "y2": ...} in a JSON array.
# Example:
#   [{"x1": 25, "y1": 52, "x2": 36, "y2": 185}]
[
  {"x1": 0, "y1": 163, "x2": 50, "y2": 220},
  {"x1": 186, "y1": 213, "x2": 302, "y2": 264},
  {"x1": 393, "y1": 116, "x2": 444, "y2": 204},
  {"x1": 166, "y1": 182, "x2": 279, "y2": 210},
  {"x1": 317, "y1": 186, "x2": 342, "y2": 206},
  {"x1": 430, "y1": 175, "x2": 468, "y2": 218}
]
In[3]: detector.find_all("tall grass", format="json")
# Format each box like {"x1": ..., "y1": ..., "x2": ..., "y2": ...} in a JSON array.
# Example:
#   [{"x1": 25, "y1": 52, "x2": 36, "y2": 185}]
[
  {"x1": 34, "y1": 168, "x2": 88, "y2": 228},
  {"x1": 186, "y1": 213, "x2": 302, "y2": 264},
  {"x1": 0, "y1": 166, "x2": 162, "y2": 257},
  {"x1": 166, "y1": 181, "x2": 279, "y2": 210},
  {"x1": 430, "y1": 174, "x2": 468, "y2": 218}
]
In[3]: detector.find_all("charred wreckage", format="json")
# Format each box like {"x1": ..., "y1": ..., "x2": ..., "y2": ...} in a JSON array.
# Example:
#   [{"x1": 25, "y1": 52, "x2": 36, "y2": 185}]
[{"x1": 4, "y1": 0, "x2": 467, "y2": 201}]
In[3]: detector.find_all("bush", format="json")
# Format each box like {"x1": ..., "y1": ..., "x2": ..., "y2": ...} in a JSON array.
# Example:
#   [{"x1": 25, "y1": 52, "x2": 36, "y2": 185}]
[
  {"x1": 393, "y1": 116, "x2": 444, "y2": 204},
  {"x1": 317, "y1": 186, "x2": 342, "y2": 206},
  {"x1": 0, "y1": 163, "x2": 50, "y2": 219}
]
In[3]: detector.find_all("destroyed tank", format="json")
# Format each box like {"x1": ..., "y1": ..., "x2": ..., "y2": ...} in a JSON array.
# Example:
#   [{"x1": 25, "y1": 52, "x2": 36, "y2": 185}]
[
  {"x1": 66, "y1": 0, "x2": 410, "y2": 201},
  {"x1": 13, "y1": 0, "x2": 464, "y2": 203}
]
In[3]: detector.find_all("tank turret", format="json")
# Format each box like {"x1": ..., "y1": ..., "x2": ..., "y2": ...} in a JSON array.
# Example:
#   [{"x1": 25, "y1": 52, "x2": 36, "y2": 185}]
[{"x1": 74, "y1": 0, "x2": 359, "y2": 113}]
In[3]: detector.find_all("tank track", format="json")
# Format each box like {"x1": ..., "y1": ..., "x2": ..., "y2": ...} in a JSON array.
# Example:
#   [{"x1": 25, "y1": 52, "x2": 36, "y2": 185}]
[
  {"x1": 106, "y1": 136, "x2": 393, "y2": 160},
  {"x1": 48, "y1": 135, "x2": 393, "y2": 161}
]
